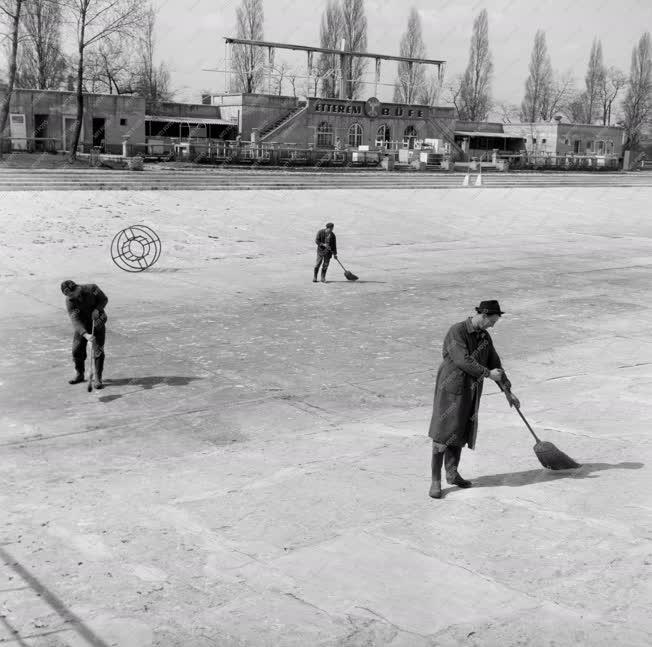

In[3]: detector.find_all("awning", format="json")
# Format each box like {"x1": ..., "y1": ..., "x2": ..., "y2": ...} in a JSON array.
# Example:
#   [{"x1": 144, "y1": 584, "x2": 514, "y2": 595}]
[
  {"x1": 145, "y1": 115, "x2": 233, "y2": 126},
  {"x1": 455, "y1": 131, "x2": 525, "y2": 138}
]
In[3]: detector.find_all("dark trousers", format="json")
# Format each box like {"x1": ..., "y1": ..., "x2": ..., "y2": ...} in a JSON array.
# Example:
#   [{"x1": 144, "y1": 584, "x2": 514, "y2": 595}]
[
  {"x1": 431, "y1": 444, "x2": 463, "y2": 482},
  {"x1": 72, "y1": 325, "x2": 106, "y2": 378},
  {"x1": 314, "y1": 252, "x2": 332, "y2": 278}
]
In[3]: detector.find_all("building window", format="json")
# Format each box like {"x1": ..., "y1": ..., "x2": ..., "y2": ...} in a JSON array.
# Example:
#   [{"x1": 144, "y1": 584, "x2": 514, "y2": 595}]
[
  {"x1": 316, "y1": 121, "x2": 333, "y2": 147},
  {"x1": 586, "y1": 140, "x2": 594, "y2": 152},
  {"x1": 597, "y1": 140, "x2": 605, "y2": 154},
  {"x1": 573, "y1": 139, "x2": 581, "y2": 153},
  {"x1": 403, "y1": 125, "x2": 418, "y2": 149},
  {"x1": 532, "y1": 137, "x2": 537, "y2": 144},
  {"x1": 564, "y1": 138, "x2": 570, "y2": 145},
  {"x1": 348, "y1": 123, "x2": 363, "y2": 148},
  {"x1": 541, "y1": 138, "x2": 546, "y2": 144},
  {"x1": 120, "y1": 118, "x2": 127, "y2": 126},
  {"x1": 375, "y1": 124, "x2": 391, "y2": 148}
]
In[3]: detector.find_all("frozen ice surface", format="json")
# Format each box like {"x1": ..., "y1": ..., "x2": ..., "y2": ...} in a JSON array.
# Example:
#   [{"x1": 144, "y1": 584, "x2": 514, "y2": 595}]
[{"x1": 1, "y1": 187, "x2": 651, "y2": 646}]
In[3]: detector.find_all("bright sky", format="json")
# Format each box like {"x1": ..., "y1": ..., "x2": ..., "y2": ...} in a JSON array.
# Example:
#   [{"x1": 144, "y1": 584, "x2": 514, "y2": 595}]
[{"x1": 156, "y1": 0, "x2": 652, "y2": 109}]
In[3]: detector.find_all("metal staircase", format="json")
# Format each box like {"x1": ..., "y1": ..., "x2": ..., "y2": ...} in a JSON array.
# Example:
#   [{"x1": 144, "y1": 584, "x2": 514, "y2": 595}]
[
  {"x1": 259, "y1": 101, "x2": 308, "y2": 141},
  {"x1": 425, "y1": 116, "x2": 466, "y2": 160}
]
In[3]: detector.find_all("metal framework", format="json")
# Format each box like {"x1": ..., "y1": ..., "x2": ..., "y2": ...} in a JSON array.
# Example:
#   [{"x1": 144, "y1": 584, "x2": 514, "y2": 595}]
[{"x1": 222, "y1": 37, "x2": 446, "y2": 99}]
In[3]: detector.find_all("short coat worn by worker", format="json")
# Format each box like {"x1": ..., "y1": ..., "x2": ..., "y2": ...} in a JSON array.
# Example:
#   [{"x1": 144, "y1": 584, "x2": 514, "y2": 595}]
[
  {"x1": 315, "y1": 228, "x2": 337, "y2": 257},
  {"x1": 65, "y1": 284, "x2": 108, "y2": 334},
  {"x1": 428, "y1": 318, "x2": 507, "y2": 450}
]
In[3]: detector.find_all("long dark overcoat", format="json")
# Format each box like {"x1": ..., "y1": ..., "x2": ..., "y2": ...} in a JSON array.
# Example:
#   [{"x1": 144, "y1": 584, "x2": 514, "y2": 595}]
[{"x1": 428, "y1": 318, "x2": 504, "y2": 450}]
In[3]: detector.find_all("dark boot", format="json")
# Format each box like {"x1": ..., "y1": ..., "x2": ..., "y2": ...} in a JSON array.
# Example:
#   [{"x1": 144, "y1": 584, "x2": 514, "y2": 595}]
[
  {"x1": 445, "y1": 446, "x2": 472, "y2": 488},
  {"x1": 93, "y1": 351, "x2": 104, "y2": 389},
  {"x1": 320, "y1": 271, "x2": 327, "y2": 283},
  {"x1": 69, "y1": 373, "x2": 85, "y2": 385},
  {"x1": 313, "y1": 268, "x2": 319, "y2": 282},
  {"x1": 429, "y1": 450, "x2": 444, "y2": 498}
]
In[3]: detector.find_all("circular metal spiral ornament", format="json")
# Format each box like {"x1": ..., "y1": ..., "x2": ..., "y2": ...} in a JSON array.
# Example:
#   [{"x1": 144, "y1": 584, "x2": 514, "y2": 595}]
[{"x1": 110, "y1": 225, "x2": 161, "y2": 272}]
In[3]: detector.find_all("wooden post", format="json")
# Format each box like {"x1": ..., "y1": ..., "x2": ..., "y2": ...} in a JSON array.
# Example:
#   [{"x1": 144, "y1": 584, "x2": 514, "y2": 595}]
[
  {"x1": 374, "y1": 58, "x2": 381, "y2": 97},
  {"x1": 268, "y1": 47, "x2": 275, "y2": 95}
]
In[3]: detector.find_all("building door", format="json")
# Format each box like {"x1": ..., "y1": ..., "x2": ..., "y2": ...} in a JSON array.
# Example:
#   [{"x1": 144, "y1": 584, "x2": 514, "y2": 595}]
[
  {"x1": 34, "y1": 114, "x2": 48, "y2": 152},
  {"x1": 9, "y1": 114, "x2": 27, "y2": 150},
  {"x1": 573, "y1": 139, "x2": 581, "y2": 154},
  {"x1": 63, "y1": 116, "x2": 80, "y2": 152},
  {"x1": 92, "y1": 117, "x2": 106, "y2": 152}
]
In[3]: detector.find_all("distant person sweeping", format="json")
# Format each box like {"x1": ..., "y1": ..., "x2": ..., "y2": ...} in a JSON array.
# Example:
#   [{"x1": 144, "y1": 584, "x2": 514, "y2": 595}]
[
  {"x1": 428, "y1": 300, "x2": 519, "y2": 499},
  {"x1": 313, "y1": 222, "x2": 337, "y2": 283},
  {"x1": 61, "y1": 280, "x2": 108, "y2": 390}
]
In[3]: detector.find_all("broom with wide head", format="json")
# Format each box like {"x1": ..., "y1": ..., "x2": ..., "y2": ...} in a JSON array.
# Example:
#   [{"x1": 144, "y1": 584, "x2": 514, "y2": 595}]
[
  {"x1": 499, "y1": 377, "x2": 580, "y2": 470},
  {"x1": 334, "y1": 257, "x2": 358, "y2": 281}
]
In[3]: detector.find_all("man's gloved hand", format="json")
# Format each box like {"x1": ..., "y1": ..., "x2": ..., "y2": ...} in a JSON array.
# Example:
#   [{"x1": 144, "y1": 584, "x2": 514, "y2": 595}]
[{"x1": 489, "y1": 368, "x2": 504, "y2": 381}]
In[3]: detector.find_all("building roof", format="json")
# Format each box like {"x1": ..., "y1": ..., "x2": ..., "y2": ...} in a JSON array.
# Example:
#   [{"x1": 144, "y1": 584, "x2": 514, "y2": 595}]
[
  {"x1": 455, "y1": 131, "x2": 525, "y2": 139},
  {"x1": 145, "y1": 115, "x2": 232, "y2": 126}
]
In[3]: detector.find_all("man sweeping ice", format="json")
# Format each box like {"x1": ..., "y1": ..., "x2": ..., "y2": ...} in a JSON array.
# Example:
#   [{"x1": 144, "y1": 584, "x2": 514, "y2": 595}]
[
  {"x1": 61, "y1": 280, "x2": 108, "y2": 390},
  {"x1": 313, "y1": 222, "x2": 337, "y2": 283},
  {"x1": 428, "y1": 300, "x2": 519, "y2": 499}
]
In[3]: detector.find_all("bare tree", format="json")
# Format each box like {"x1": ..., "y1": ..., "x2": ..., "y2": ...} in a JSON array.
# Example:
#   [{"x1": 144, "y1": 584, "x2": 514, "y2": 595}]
[
  {"x1": 583, "y1": 38, "x2": 605, "y2": 124},
  {"x1": 459, "y1": 8, "x2": 492, "y2": 121},
  {"x1": 496, "y1": 101, "x2": 520, "y2": 124},
  {"x1": 443, "y1": 74, "x2": 463, "y2": 119},
  {"x1": 599, "y1": 66, "x2": 627, "y2": 125},
  {"x1": 16, "y1": 0, "x2": 66, "y2": 90},
  {"x1": 62, "y1": 0, "x2": 143, "y2": 159},
  {"x1": 341, "y1": 0, "x2": 367, "y2": 99},
  {"x1": 288, "y1": 68, "x2": 298, "y2": 97},
  {"x1": 564, "y1": 90, "x2": 589, "y2": 123},
  {"x1": 623, "y1": 32, "x2": 652, "y2": 149},
  {"x1": 135, "y1": 4, "x2": 172, "y2": 104},
  {"x1": 521, "y1": 30, "x2": 552, "y2": 122},
  {"x1": 84, "y1": 37, "x2": 137, "y2": 94},
  {"x1": 417, "y1": 69, "x2": 440, "y2": 106},
  {"x1": 540, "y1": 70, "x2": 575, "y2": 121},
  {"x1": 0, "y1": 0, "x2": 24, "y2": 153},
  {"x1": 393, "y1": 7, "x2": 426, "y2": 104},
  {"x1": 272, "y1": 62, "x2": 288, "y2": 96},
  {"x1": 317, "y1": 0, "x2": 342, "y2": 98},
  {"x1": 232, "y1": 0, "x2": 264, "y2": 93}
]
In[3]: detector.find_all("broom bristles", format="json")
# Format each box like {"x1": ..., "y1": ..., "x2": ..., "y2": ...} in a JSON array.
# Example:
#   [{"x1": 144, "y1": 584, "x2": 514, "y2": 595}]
[{"x1": 534, "y1": 440, "x2": 580, "y2": 470}]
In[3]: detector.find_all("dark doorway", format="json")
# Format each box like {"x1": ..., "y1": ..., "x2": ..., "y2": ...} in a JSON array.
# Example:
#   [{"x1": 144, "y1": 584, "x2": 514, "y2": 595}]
[
  {"x1": 34, "y1": 114, "x2": 49, "y2": 152},
  {"x1": 92, "y1": 117, "x2": 106, "y2": 152}
]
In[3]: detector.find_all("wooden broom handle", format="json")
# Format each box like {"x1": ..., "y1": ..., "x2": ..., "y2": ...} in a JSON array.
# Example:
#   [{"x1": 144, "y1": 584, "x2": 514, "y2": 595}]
[{"x1": 497, "y1": 378, "x2": 541, "y2": 443}]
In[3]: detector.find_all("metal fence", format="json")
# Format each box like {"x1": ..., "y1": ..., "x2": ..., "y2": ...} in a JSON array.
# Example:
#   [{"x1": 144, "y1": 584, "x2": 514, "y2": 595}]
[
  {"x1": 504, "y1": 152, "x2": 621, "y2": 171},
  {"x1": 0, "y1": 137, "x2": 60, "y2": 154}
]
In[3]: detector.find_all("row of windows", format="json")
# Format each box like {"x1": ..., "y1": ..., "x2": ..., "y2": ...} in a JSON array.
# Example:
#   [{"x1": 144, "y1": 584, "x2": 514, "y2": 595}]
[{"x1": 316, "y1": 122, "x2": 419, "y2": 149}]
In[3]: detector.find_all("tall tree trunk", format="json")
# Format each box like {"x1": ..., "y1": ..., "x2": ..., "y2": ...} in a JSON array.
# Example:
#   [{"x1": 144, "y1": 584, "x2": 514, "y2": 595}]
[
  {"x1": 0, "y1": 0, "x2": 23, "y2": 157},
  {"x1": 70, "y1": 11, "x2": 87, "y2": 161}
]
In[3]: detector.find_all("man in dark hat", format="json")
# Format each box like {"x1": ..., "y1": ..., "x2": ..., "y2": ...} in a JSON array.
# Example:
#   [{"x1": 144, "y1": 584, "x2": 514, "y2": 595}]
[
  {"x1": 61, "y1": 280, "x2": 108, "y2": 389},
  {"x1": 428, "y1": 300, "x2": 520, "y2": 499},
  {"x1": 313, "y1": 222, "x2": 337, "y2": 283}
]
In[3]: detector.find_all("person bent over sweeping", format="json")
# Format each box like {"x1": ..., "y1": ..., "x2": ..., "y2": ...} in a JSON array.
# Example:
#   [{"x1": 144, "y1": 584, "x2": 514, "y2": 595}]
[
  {"x1": 61, "y1": 280, "x2": 108, "y2": 389},
  {"x1": 313, "y1": 222, "x2": 337, "y2": 283},
  {"x1": 428, "y1": 300, "x2": 520, "y2": 499}
]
